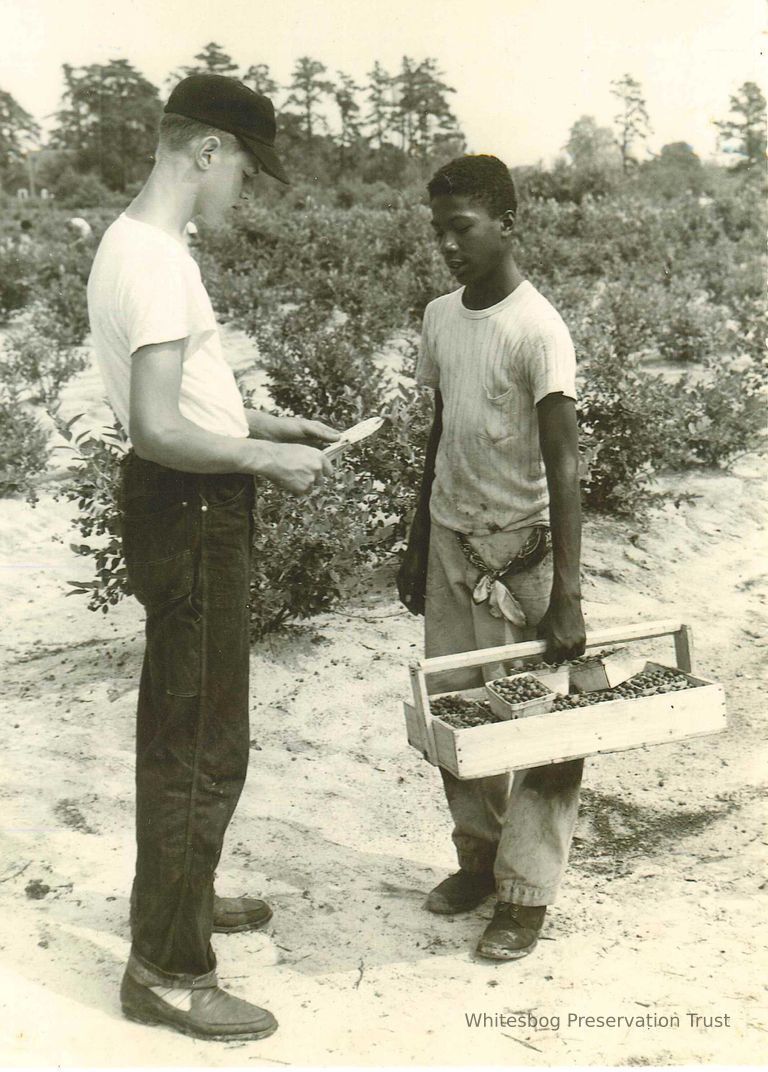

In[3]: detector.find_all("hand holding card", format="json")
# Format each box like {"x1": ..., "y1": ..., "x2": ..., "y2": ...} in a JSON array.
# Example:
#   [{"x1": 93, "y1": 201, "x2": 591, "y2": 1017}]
[{"x1": 322, "y1": 416, "x2": 385, "y2": 460}]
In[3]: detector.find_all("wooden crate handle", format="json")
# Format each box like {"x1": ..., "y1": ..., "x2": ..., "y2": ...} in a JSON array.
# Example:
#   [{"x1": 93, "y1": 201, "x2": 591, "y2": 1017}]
[{"x1": 418, "y1": 619, "x2": 694, "y2": 677}]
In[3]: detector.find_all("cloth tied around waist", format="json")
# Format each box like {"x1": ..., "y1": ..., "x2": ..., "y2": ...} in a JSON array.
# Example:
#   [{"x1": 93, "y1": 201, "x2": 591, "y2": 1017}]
[{"x1": 457, "y1": 525, "x2": 551, "y2": 626}]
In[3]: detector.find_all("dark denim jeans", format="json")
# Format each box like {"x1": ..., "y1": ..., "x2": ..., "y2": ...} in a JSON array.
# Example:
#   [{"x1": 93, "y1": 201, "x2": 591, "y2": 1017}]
[{"x1": 120, "y1": 452, "x2": 254, "y2": 982}]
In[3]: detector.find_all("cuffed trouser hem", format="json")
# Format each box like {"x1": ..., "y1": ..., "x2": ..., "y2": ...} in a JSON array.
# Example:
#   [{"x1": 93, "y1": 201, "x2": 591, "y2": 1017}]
[
  {"x1": 126, "y1": 948, "x2": 218, "y2": 990},
  {"x1": 495, "y1": 881, "x2": 558, "y2": 907}
]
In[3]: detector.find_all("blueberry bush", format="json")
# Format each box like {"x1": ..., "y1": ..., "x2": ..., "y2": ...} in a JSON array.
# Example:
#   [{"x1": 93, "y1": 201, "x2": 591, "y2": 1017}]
[{"x1": 2, "y1": 164, "x2": 765, "y2": 629}]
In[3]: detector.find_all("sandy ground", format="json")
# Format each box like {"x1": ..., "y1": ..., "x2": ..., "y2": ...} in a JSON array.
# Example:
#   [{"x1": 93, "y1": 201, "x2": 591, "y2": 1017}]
[{"x1": 0, "y1": 331, "x2": 766, "y2": 1067}]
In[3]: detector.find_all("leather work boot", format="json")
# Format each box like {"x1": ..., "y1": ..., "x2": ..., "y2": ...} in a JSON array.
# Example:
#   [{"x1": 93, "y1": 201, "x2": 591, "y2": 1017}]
[
  {"x1": 476, "y1": 902, "x2": 547, "y2": 960},
  {"x1": 424, "y1": 869, "x2": 496, "y2": 915},
  {"x1": 120, "y1": 971, "x2": 278, "y2": 1041},
  {"x1": 213, "y1": 894, "x2": 273, "y2": 934}
]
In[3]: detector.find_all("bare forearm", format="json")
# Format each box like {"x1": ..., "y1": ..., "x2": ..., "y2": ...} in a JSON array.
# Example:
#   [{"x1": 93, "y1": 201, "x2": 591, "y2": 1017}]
[
  {"x1": 131, "y1": 414, "x2": 276, "y2": 476},
  {"x1": 128, "y1": 341, "x2": 331, "y2": 490},
  {"x1": 410, "y1": 391, "x2": 442, "y2": 539},
  {"x1": 548, "y1": 459, "x2": 582, "y2": 600},
  {"x1": 537, "y1": 393, "x2": 583, "y2": 601},
  {"x1": 534, "y1": 392, "x2": 585, "y2": 660}
]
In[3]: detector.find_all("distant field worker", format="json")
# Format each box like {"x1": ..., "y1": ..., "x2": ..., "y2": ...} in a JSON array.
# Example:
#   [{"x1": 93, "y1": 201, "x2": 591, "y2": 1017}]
[
  {"x1": 67, "y1": 216, "x2": 93, "y2": 240},
  {"x1": 87, "y1": 74, "x2": 338, "y2": 1042},
  {"x1": 398, "y1": 155, "x2": 586, "y2": 961}
]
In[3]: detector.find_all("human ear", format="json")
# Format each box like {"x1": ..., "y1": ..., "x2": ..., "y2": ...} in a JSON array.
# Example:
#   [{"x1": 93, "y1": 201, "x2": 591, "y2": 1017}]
[
  {"x1": 197, "y1": 135, "x2": 222, "y2": 170},
  {"x1": 500, "y1": 209, "x2": 516, "y2": 237}
]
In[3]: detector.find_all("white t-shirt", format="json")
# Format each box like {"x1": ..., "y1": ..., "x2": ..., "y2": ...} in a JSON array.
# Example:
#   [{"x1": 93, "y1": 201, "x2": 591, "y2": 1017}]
[
  {"x1": 417, "y1": 280, "x2": 577, "y2": 536},
  {"x1": 87, "y1": 213, "x2": 248, "y2": 439}
]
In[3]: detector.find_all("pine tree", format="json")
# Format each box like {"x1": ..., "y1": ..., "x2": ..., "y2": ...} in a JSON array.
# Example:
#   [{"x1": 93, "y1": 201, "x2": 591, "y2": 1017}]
[
  {"x1": 285, "y1": 57, "x2": 333, "y2": 139},
  {"x1": 394, "y1": 57, "x2": 461, "y2": 159},
  {"x1": 611, "y1": 74, "x2": 652, "y2": 172},
  {"x1": 333, "y1": 72, "x2": 362, "y2": 167},
  {"x1": 183, "y1": 42, "x2": 239, "y2": 77},
  {"x1": 412, "y1": 59, "x2": 460, "y2": 159},
  {"x1": 242, "y1": 63, "x2": 279, "y2": 98},
  {"x1": 0, "y1": 89, "x2": 40, "y2": 186},
  {"x1": 51, "y1": 60, "x2": 161, "y2": 191},
  {"x1": 365, "y1": 61, "x2": 395, "y2": 149},
  {"x1": 715, "y1": 81, "x2": 767, "y2": 174}
]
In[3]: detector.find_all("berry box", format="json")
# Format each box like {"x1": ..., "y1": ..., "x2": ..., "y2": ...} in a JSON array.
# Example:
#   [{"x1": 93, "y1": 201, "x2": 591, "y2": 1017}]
[
  {"x1": 510, "y1": 660, "x2": 570, "y2": 696},
  {"x1": 485, "y1": 673, "x2": 556, "y2": 720},
  {"x1": 568, "y1": 647, "x2": 648, "y2": 693},
  {"x1": 403, "y1": 620, "x2": 726, "y2": 779}
]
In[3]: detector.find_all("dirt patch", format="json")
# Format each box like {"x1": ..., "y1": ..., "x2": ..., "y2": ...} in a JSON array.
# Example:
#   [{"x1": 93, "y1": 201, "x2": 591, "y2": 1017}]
[
  {"x1": 571, "y1": 788, "x2": 739, "y2": 875},
  {"x1": 0, "y1": 407, "x2": 766, "y2": 1064},
  {"x1": 54, "y1": 799, "x2": 98, "y2": 836}
]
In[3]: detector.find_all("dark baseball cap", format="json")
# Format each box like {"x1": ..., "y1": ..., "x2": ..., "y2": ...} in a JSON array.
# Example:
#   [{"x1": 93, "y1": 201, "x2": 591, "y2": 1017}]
[{"x1": 164, "y1": 74, "x2": 289, "y2": 185}]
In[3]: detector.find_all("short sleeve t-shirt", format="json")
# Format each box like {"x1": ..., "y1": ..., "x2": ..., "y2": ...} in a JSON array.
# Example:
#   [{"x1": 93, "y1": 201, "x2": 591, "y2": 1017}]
[
  {"x1": 416, "y1": 280, "x2": 577, "y2": 536},
  {"x1": 87, "y1": 214, "x2": 248, "y2": 439}
]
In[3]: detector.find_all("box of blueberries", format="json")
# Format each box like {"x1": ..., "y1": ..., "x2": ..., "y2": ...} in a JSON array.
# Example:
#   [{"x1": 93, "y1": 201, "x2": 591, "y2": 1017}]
[{"x1": 403, "y1": 631, "x2": 726, "y2": 779}]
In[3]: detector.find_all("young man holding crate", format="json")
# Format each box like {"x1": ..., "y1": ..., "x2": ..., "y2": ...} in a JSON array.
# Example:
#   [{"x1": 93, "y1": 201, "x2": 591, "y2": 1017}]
[
  {"x1": 397, "y1": 154, "x2": 586, "y2": 961},
  {"x1": 88, "y1": 74, "x2": 338, "y2": 1041}
]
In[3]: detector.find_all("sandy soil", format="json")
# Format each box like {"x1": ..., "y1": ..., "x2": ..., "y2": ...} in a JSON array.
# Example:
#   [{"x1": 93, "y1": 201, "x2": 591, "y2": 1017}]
[{"x1": 0, "y1": 332, "x2": 766, "y2": 1067}]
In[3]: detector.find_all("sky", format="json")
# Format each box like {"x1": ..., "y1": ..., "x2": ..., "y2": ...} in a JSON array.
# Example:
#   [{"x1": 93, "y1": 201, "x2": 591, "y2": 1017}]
[{"x1": 1, "y1": 0, "x2": 765, "y2": 165}]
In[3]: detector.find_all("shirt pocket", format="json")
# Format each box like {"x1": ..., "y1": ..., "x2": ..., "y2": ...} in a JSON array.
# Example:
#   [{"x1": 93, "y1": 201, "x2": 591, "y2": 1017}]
[{"x1": 477, "y1": 380, "x2": 523, "y2": 444}]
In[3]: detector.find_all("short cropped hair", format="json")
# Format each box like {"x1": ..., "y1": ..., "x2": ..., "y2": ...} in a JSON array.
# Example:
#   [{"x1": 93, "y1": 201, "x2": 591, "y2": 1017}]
[
  {"x1": 158, "y1": 113, "x2": 240, "y2": 156},
  {"x1": 427, "y1": 155, "x2": 518, "y2": 218}
]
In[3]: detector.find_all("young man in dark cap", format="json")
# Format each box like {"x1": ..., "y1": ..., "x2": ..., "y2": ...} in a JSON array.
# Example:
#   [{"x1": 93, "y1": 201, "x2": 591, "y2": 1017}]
[
  {"x1": 88, "y1": 74, "x2": 338, "y2": 1041},
  {"x1": 398, "y1": 154, "x2": 585, "y2": 963}
]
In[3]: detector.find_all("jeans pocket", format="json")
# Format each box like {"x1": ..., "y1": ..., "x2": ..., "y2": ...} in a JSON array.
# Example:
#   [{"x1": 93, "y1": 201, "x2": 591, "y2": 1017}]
[
  {"x1": 145, "y1": 595, "x2": 202, "y2": 698},
  {"x1": 122, "y1": 501, "x2": 194, "y2": 608}
]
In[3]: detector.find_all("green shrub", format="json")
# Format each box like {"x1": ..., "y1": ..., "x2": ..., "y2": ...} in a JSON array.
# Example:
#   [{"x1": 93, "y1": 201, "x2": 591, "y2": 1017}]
[
  {"x1": 57, "y1": 418, "x2": 399, "y2": 634},
  {"x1": 675, "y1": 358, "x2": 767, "y2": 468},
  {"x1": 49, "y1": 167, "x2": 115, "y2": 209},
  {"x1": 0, "y1": 247, "x2": 34, "y2": 322},
  {"x1": 0, "y1": 395, "x2": 50, "y2": 498},
  {"x1": 248, "y1": 467, "x2": 377, "y2": 635},
  {"x1": 52, "y1": 177, "x2": 766, "y2": 627},
  {"x1": 576, "y1": 348, "x2": 682, "y2": 515},
  {"x1": 256, "y1": 313, "x2": 389, "y2": 426},
  {"x1": 28, "y1": 242, "x2": 94, "y2": 347},
  {"x1": 56, "y1": 421, "x2": 129, "y2": 612},
  {"x1": 0, "y1": 219, "x2": 94, "y2": 343},
  {"x1": 0, "y1": 304, "x2": 89, "y2": 409},
  {"x1": 197, "y1": 201, "x2": 450, "y2": 343}
]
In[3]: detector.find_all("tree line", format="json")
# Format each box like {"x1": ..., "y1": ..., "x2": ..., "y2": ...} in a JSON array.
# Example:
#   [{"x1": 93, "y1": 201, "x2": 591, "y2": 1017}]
[
  {"x1": 1, "y1": 43, "x2": 464, "y2": 196},
  {"x1": 0, "y1": 43, "x2": 765, "y2": 198}
]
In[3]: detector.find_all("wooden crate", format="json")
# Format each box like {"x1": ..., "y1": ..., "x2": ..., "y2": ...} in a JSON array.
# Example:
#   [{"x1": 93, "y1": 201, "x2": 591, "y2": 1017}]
[{"x1": 403, "y1": 620, "x2": 726, "y2": 779}]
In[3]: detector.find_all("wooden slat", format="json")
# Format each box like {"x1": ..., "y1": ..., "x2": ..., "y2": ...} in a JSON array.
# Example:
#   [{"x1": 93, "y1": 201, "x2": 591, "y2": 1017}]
[
  {"x1": 674, "y1": 625, "x2": 694, "y2": 673},
  {"x1": 403, "y1": 702, "x2": 425, "y2": 754},
  {"x1": 418, "y1": 619, "x2": 683, "y2": 676},
  {"x1": 432, "y1": 719, "x2": 459, "y2": 772},
  {"x1": 449, "y1": 681, "x2": 726, "y2": 779},
  {"x1": 409, "y1": 664, "x2": 438, "y2": 764}
]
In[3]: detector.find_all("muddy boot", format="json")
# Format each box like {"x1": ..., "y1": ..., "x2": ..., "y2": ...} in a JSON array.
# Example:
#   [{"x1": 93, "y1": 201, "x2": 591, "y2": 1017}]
[
  {"x1": 424, "y1": 869, "x2": 496, "y2": 914},
  {"x1": 213, "y1": 894, "x2": 273, "y2": 934},
  {"x1": 476, "y1": 902, "x2": 547, "y2": 960}
]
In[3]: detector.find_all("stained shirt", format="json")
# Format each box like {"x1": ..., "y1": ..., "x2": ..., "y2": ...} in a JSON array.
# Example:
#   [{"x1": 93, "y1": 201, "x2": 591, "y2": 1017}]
[{"x1": 416, "y1": 280, "x2": 577, "y2": 535}]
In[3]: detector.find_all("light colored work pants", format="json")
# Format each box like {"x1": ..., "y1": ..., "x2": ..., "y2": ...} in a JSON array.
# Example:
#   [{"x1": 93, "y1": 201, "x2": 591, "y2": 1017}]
[{"x1": 425, "y1": 521, "x2": 583, "y2": 906}]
